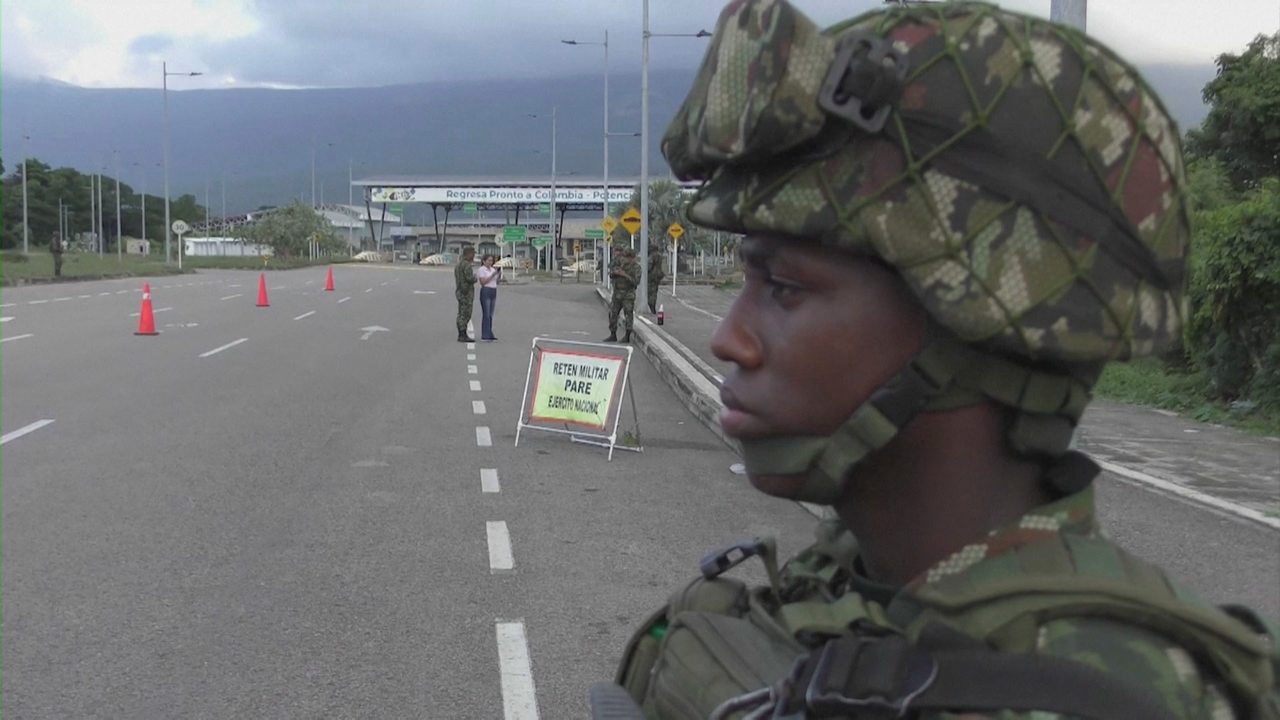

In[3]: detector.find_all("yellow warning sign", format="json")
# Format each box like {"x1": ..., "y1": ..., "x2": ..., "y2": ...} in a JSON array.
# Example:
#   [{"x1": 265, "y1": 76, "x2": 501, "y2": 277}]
[
  {"x1": 667, "y1": 222, "x2": 684, "y2": 240},
  {"x1": 601, "y1": 216, "x2": 618, "y2": 234},
  {"x1": 528, "y1": 349, "x2": 625, "y2": 430},
  {"x1": 620, "y1": 207, "x2": 642, "y2": 236}
]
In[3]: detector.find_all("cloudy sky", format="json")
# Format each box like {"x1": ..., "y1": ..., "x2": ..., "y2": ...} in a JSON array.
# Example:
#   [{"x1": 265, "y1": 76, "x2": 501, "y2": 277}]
[{"x1": 2, "y1": 0, "x2": 1275, "y2": 90}]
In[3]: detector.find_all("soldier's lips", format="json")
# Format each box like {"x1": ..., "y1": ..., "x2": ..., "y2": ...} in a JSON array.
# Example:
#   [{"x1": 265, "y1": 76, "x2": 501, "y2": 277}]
[{"x1": 718, "y1": 386, "x2": 765, "y2": 438}]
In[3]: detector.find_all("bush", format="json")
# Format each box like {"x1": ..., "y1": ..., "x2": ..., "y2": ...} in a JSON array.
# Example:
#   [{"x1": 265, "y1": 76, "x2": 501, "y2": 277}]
[
  {"x1": 1184, "y1": 178, "x2": 1280, "y2": 404},
  {"x1": 1, "y1": 251, "x2": 30, "y2": 264}
]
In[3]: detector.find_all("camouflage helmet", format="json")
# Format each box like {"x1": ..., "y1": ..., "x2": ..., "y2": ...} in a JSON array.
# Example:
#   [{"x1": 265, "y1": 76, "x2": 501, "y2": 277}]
[
  {"x1": 622, "y1": 246, "x2": 638, "y2": 257},
  {"x1": 661, "y1": 0, "x2": 1193, "y2": 503},
  {"x1": 663, "y1": 0, "x2": 1190, "y2": 366}
]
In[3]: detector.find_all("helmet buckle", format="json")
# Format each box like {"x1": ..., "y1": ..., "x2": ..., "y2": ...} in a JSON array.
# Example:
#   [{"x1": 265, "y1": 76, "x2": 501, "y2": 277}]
[{"x1": 818, "y1": 30, "x2": 909, "y2": 134}]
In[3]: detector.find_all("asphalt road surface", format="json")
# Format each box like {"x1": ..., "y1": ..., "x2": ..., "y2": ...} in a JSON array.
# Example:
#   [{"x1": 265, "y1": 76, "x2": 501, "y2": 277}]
[{"x1": 3, "y1": 266, "x2": 1277, "y2": 719}]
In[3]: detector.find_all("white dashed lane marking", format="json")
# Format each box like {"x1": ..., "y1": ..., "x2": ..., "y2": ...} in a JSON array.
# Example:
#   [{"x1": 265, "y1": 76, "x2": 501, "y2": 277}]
[
  {"x1": 495, "y1": 621, "x2": 540, "y2": 720},
  {"x1": 486, "y1": 521, "x2": 514, "y2": 572},
  {"x1": 473, "y1": 401, "x2": 487, "y2": 415},
  {"x1": 294, "y1": 311, "x2": 316, "y2": 320},
  {"x1": 1, "y1": 419, "x2": 55, "y2": 446},
  {"x1": 470, "y1": 380, "x2": 482, "y2": 392},
  {"x1": 1, "y1": 334, "x2": 34, "y2": 343},
  {"x1": 198, "y1": 338, "x2": 248, "y2": 358},
  {"x1": 481, "y1": 468, "x2": 500, "y2": 493},
  {"x1": 475, "y1": 427, "x2": 492, "y2": 447}
]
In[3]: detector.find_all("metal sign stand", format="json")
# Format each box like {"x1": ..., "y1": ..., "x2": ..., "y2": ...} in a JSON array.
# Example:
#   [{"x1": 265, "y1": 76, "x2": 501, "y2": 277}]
[{"x1": 515, "y1": 337, "x2": 642, "y2": 460}]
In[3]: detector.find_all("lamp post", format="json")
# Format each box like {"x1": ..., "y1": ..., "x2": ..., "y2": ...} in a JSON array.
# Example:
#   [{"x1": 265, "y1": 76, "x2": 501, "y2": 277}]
[
  {"x1": 21, "y1": 132, "x2": 30, "y2": 253},
  {"x1": 639, "y1": 3, "x2": 712, "y2": 312},
  {"x1": 114, "y1": 150, "x2": 122, "y2": 263},
  {"x1": 561, "y1": 33, "x2": 643, "y2": 287},
  {"x1": 163, "y1": 61, "x2": 204, "y2": 269},
  {"x1": 528, "y1": 109, "x2": 557, "y2": 272},
  {"x1": 312, "y1": 141, "x2": 336, "y2": 208}
]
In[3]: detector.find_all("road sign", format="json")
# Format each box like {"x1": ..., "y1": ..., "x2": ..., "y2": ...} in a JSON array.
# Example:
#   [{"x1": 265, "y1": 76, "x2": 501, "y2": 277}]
[
  {"x1": 503, "y1": 226, "x2": 528, "y2": 242},
  {"x1": 524, "y1": 259, "x2": 533, "y2": 270},
  {"x1": 574, "y1": 243, "x2": 582, "y2": 253},
  {"x1": 601, "y1": 216, "x2": 618, "y2": 234},
  {"x1": 620, "y1": 208, "x2": 641, "y2": 235},
  {"x1": 584, "y1": 228, "x2": 605, "y2": 240},
  {"x1": 171, "y1": 220, "x2": 189, "y2": 236},
  {"x1": 539, "y1": 203, "x2": 551, "y2": 213},
  {"x1": 668, "y1": 222, "x2": 684, "y2": 240},
  {"x1": 531, "y1": 235, "x2": 552, "y2": 249},
  {"x1": 464, "y1": 203, "x2": 477, "y2": 214},
  {"x1": 391, "y1": 204, "x2": 403, "y2": 215}
]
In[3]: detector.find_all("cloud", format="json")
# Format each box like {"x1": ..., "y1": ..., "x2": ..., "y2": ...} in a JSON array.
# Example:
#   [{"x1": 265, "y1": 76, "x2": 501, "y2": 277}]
[{"x1": 2, "y1": 0, "x2": 1275, "y2": 90}]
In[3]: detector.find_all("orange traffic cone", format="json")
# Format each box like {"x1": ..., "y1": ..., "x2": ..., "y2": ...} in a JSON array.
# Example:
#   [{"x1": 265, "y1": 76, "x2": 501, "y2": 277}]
[
  {"x1": 256, "y1": 273, "x2": 270, "y2": 307},
  {"x1": 324, "y1": 267, "x2": 335, "y2": 291},
  {"x1": 134, "y1": 283, "x2": 159, "y2": 335}
]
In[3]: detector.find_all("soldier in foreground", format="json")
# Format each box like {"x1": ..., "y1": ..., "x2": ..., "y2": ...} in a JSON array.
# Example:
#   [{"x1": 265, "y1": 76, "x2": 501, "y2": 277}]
[
  {"x1": 597, "y1": 1, "x2": 1280, "y2": 718},
  {"x1": 647, "y1": 244, "x2": 666, "y2": 315},
  {"x1": 454, "y1": 246, "x2": 476, "y2": 342},
  {"x1": 606, "y1": 247, "x2": 640, "y2": 343}
]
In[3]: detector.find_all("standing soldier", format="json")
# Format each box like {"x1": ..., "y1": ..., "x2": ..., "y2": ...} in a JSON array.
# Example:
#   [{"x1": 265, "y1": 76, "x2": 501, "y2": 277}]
[
  {"x1": 49, "y1": 231, "x2": 64, "y2": 278},
  {"x1": 598, "y1": 1, "x2": 1280, "y2": 718},
  {"x1": 647, "y1": 243, "x2": 666, "y2": 314},
  {"x1": 605, "y1": 247, "x2": 640, "y2": 343},
  {"x1": 454, "y1": 246, "x2": 477, "y2": 342}
]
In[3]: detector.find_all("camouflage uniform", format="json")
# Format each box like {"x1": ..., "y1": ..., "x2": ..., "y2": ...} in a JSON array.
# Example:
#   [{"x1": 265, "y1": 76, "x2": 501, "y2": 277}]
[
  {"x1": 454, "y1": 253, "x2": 477, "y2": 341},
  {"x1": 600, "y1": 1, "x2": 1280, "y2": 718},
  {"x1": 49, "y1": 232, "x2": 64, "y2": 278},
  {"x1": 647, "y1": 248, "x2": 666, "y2": 314},
  {"x1": 607, "y1": 249, "x2": 641, "y2": 342}
]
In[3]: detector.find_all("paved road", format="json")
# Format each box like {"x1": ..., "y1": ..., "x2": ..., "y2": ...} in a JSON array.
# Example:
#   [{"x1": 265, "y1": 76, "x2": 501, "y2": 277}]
[{"x1": 2, "y1": 268, "x2": 1276, "y2": 719}]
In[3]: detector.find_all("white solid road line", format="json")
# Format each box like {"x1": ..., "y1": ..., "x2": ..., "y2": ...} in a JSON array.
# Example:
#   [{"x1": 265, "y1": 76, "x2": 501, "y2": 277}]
[
  {"x1": 220, "y1": 293, "x2": 243, "y2": 301},
  {"x1": 337, "y1": 296, "x2": 351, "y2": 303},
  {"x1": 486, "y1": 521, "x2": 515, "y2": 572},
  {"x1": 294, "y1": 311, "x2": 316, "y2": 320},
  {"x1": 470, "y1": 380, "x2": 482, "y2": 392},
  {"x1": 473, "y1": 400, "x2": 487, "y2": 415},
  {"x1": 1096, "y1": 459, "x2": 1280, "y2": 531},
  {"x1": 1, "y1": 419, "x2": 55, "y2": 446},
  {"x1": 199, "y1": 338, "x2": 249, "y2": 358},
  {"x1": 468, "y1": 365, "x2": 478, "y2": 374},
  {"x1": 476, "y1": 427, "x2": 492, "y2": 447},
  {"x1": 1, "y1": 334, "x2": 34, "y2": 343},
  {"x1": 495, "y1": 621, "x2": 541, "y2": 720},
  {"x1": 481, "y1": 468, "x2": 500, "y2": 493}
]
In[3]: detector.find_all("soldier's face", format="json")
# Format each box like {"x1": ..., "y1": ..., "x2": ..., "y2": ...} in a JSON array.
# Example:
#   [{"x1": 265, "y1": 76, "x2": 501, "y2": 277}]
[{"x1": 710, "y1": 235, "x2": 927, "y2": 499}]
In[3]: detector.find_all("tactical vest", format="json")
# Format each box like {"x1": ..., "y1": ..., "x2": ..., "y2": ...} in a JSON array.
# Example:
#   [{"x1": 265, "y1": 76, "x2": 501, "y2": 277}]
[{"x1": 602, "y1": 518, "x2": 1280, "y2": 720}]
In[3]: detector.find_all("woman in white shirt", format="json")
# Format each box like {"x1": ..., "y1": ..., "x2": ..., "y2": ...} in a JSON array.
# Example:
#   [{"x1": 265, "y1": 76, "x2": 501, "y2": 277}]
[{"x1": 476, "y1": 255, "x2": 501, "y2": 341}]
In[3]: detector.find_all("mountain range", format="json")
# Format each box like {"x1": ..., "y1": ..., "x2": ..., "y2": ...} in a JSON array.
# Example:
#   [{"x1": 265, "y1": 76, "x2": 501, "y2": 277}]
[{"x1": 0, "y1": 62, "x2": 1217, "y2": 220}]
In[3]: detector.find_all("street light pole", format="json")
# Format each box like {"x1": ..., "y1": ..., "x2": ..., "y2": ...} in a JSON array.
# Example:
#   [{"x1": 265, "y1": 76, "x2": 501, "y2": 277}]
[
  {"x1": 21, "y1": 132, "x2": 30, "y2": 253},
  {"x1": 163, "y1": 61, "x2": 204, "y2": 269},
  {"x1": 562, "y1": 31, "x2": 612, "y2": 282},
  {"x1": 639, "y1": 13, "x2": 711, "y2": 312},
  {"x1": 115, "y1": 150, "x2": 122, "y2": 263}
]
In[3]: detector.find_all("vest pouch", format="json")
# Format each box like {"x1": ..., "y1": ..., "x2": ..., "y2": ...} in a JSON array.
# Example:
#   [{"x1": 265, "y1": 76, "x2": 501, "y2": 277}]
[{"x1": 645, "y1": 610, "x2": 805, "y2": 719}]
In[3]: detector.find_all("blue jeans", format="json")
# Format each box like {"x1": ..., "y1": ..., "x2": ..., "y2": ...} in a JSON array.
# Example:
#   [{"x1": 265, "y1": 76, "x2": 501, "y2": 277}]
[{"x1": 479, "y1": 286, "x2": 498, "y2": 340}]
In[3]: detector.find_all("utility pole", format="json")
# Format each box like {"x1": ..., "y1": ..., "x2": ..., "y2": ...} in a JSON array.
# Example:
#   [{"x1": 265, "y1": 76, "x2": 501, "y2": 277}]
[
  {"x1": 115, "y1": 150, "x2": 123, "y2": 262},
  {"x1": 21, "y1": 132, "x2": 30, "y2": 253},
  {"x1": 163, "y1": 61, "x2": 204, "y2": 267},
  {"x1": 1050, "y1": 0, "x2": 1087, "y2": 29}
]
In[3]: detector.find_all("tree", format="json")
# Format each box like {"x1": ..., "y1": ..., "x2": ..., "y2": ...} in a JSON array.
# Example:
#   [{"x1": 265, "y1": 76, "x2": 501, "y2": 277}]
[
  {"x1": 1185, "y1": 31, "x2": 1280, "y2": 191},
  {"x1": 238, "y1": 200, "x2": 343, "y2": 259}
]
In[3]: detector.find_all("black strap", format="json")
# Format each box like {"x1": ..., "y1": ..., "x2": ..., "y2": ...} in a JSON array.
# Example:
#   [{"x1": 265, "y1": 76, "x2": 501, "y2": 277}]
[{"x1": 778, "y1": 622, "x2": 1178, "y2": 720}]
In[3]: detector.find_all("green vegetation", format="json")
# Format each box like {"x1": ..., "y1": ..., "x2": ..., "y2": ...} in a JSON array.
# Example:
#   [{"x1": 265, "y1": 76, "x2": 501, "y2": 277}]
[
  {"x1": 1094, "y1": 360, "x2": 1280, "y2": 436},
  {"x1": 1, "y1": 251, "x2": 185, "y2": 284}
]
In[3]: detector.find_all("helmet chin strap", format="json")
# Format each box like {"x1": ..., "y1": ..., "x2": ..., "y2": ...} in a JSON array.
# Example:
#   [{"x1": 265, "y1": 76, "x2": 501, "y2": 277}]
[{"x1": 737, "y1": 328, "x2": 1100, "y2": 506}]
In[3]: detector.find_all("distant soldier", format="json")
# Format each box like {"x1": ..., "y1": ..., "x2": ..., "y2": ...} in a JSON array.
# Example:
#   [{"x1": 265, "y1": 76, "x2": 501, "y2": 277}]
[
  {"x1": 605, "y1": 246, "x2": 640, "y2": 343},
  {"x1": 647, "y1": 245, "x2": 666, "y2": 314},
  {"x1": 454, "y1": 246, "x2": 477, "y2": 342},
  {"x1": 49, "y1": 231, "x2": 64, "y2": 278}
]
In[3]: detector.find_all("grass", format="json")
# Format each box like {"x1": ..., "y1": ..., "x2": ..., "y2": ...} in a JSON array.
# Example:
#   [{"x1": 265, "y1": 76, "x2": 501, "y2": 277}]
[
  {"x1": 1094, "y1": 358, "x2": 1280, "y2": 436},
  {"x1": 1, "y1": 251, "x2": 351, "y2": 285}
]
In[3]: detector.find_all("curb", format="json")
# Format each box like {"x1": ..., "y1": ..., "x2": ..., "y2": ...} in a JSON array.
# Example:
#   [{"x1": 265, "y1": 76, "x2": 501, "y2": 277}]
[
  {"x1": 595, "y1": 286, "x2": 1278, "y2": 532},
  {"x1": 594, "y1": 287, "x2": 836, "y2": 521}
]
